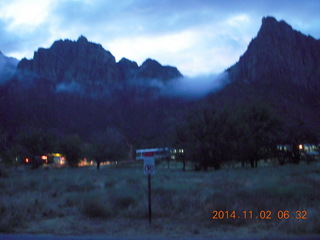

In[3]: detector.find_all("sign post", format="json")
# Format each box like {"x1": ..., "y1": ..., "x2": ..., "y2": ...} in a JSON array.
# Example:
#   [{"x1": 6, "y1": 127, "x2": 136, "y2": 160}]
[
  {"x1": 143, "y1": 153, "x2": 155, "y2": 223},
  {"x1": 148, "y1": 174, "x2": 151, "y2": 223}
]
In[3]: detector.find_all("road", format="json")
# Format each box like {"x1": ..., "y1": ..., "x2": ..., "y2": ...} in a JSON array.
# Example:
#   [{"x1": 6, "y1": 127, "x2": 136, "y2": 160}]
[{"x1": 1, "y1": 234, "x2": 320, "y2": 240}]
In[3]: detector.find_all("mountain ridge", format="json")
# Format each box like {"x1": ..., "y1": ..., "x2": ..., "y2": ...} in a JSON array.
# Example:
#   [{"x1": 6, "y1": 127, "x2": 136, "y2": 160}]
[
  {"x1": 16, "y1": 36, "x2": 183, "y2": 93},
  {"x1": 227, "y1": 16, "x2": 320, "y2": 92},
  {"x1": 0, "y1": 15, "x2": 319, "y2": 151},
  {"x1": 1, "y1": 16, "x2": 319, "y2": 95}
]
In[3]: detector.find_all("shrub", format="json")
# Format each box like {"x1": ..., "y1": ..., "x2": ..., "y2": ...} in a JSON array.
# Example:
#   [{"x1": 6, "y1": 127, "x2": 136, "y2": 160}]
[
  {"x1": 81, "y1": 198, "x2": 113, "y2": 219},
  {"x1": 115, "y1": 196, "x2": 136, "y2": 209}
]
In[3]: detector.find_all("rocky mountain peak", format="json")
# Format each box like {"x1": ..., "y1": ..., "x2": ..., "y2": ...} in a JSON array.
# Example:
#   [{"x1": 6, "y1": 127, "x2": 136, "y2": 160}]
[
  {"x1": 77, "y1": 35, "x2": 89, "y2": 44},
  {"x1": 136, "y1": 58, "x2": 182, "y2": 81},
  {"x1": 228, "y1": 16, "x2": 320, "y2": 91},
  {"x1": 18, "y1": 36, "x2": 118, "y2": 92},
  {"x1": 16, "y1": 36, "x2": 182, "y2": 93},
  {"x1": 259, "y1": 16, "x2": 293, "y2": 37},
  {"x1": 117, "y1": 58, "x2": 139, "y2": 81}
]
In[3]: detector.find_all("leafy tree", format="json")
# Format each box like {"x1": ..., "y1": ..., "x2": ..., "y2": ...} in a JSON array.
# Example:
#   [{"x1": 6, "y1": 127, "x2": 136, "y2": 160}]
[
  {"x1": 176, "y1": 101, "x2": 283, "y2": 170},
  {"x1": 61, "y1": 135, "x2": 82, "y2": 167},
  {"x1": 177, "y1": 105, "x2": 238, "y2": 170},
  {"x1": 281, "y1": 119, "x2": 319, "y2": 164},
  {"x1": 13, "y1": 128, "x2": 59, "y2": 168},
  {"x1": 89, "y1": 127, "x2": 128, "y2": 169},
  {"x1": 174, "y1": 127, "x2": 188, "y2": 171},
  {"x1": 236, "y1": 102, "x2": 283, "y2": 168},
  {"x1": 17, "y1": 128, "x2": 57, "y2": 156}
]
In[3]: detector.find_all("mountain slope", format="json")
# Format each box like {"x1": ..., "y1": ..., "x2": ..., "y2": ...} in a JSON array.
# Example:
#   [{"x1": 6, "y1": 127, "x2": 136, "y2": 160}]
[
  {"x1": 17, "y1": 36, "x2": 182, "y2": 93},
  {"x1": 228, "y1": 16, "x2": 320, "y2": 92},
  {"x1": 0, "y1": 51, "x2": 18, "y2": 84},
  {"x1": 215, "y1": 16, "x2": 320, "y2": 138},
  {"x1": 0, "y1": 16, "x2": 319, "y2": 149},
  {"x1": 1, "y1": 37, "x2": 185, "y2": 147}
]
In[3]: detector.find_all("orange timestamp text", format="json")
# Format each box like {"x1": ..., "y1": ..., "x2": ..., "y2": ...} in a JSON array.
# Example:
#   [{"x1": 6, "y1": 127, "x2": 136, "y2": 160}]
[{"x1": 212, "y1": 210, "x2": 307, "y2": 220}]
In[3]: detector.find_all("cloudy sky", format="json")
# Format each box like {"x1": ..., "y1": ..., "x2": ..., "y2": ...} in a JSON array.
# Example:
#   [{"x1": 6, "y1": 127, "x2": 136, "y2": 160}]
[{"x1": 0, "y1": 0, "x2": 319, "y2": 76}]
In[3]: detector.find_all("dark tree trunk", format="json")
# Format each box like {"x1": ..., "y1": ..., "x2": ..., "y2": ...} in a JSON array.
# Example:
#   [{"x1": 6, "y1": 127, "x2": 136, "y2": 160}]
[
  {"x1": 97, "y1": 161, "x2": 100, "y2": 170},
  {"x1": 241, "y1": 159, "x2": 246, "y2": 167},
  {"x1": 250, "y1": 159, "x2": 255, "y2": 168}
]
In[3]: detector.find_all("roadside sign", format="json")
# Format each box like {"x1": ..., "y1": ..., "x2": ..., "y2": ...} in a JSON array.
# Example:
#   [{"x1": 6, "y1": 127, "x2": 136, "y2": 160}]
[
  {"x1": 144, "y1": 158, "x2": 155, "y2": 175},
  {"x1": 143, "y1": 157, "x2": 155, "y2": 223},
  {"x1": 141, "y1": 151, "x2": 155, "y2": 223}
]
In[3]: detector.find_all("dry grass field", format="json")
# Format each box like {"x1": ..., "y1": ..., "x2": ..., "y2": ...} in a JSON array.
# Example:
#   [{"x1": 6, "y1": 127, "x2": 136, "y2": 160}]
[{"x1": 0, "y1": 161, "x2": 319, "y2": 239}]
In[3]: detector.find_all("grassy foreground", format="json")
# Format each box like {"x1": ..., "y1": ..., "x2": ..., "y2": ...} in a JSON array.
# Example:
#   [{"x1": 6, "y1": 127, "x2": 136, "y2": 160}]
[{"x1": 0, "y1": 161, "x2": 319, "y2": 239}]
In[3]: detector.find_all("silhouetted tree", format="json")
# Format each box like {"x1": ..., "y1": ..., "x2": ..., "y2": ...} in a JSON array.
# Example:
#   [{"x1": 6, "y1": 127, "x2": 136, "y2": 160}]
[
  {"x1": 236, "y1": 102, "x2": 283, "y2": 168},
  {"x1": 282, "y1": 119, "x2": 319, "y2": 164},
  {"x1": 176, "y1": 101, "x2": 283, "y2": 170},
  {"x1": 177, "y1": 105, "x2": 238, "y2": 170},
  {"x1": 61, "y1": 135, "x2": 82, "y2": 167},
  {"x1": 89, "y1": 127, "x2": 128, "y2": 169}
]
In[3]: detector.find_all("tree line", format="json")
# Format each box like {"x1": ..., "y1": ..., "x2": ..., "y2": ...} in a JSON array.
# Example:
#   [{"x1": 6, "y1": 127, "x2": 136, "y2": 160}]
[
  {"x1": 0, "y1": 78, "x2": 319, "y2": 170},
  {"x1": 1, "y1": 100, "x2": 319, "y2": 170},
  {"x1": 0, "y1": 127, "x2": 129, "y2": 169},
  {"x1": 173, "y1": 101, "x2": 319, "y2": 170}
]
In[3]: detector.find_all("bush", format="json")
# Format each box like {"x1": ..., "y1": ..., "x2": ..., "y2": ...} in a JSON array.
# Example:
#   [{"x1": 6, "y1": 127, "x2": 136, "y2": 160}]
[
  {"x1": 61, "y1": 135, "x2": 82, "y2": 167},
  {"x1": 81, "y1": 198, "x2": 113, "y2": 219},
  {"x1": 115, "y1": 196, "x2": 136, "y2": 210}
]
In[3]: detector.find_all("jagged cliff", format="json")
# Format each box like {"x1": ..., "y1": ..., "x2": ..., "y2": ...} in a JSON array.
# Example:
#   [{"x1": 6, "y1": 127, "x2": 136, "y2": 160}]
[
  {"x1": 17, "y1": 36, "x2": 182, "y2": 92},
  {"x1": 0, "y1": 16, "x2": 319, "y2": 146},
  {"x1": 228, "y1": 16, "x2": 320, "y2": 92}
]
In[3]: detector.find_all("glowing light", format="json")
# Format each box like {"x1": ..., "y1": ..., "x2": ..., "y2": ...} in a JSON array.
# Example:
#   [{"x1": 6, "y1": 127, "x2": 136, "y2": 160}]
[
  {"x1": 25, "y1": 158, "x2": 29, "y2": 163},
  {"x1": 59, "y1": 157, "x2": 66, "y2": 166},
  {"x1": 51, "y1": 153, "x2": 62, "y2": 157},
  {"x1": 299, "y1": 144, "x2": 303, "y2": 150}
]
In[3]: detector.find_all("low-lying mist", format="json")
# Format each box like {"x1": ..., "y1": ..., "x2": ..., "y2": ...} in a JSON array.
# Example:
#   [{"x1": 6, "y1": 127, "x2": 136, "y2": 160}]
[
  {"x1": 161, "y1": 71, "x2": 230, "y2": 99},
  {"x1": 0, "y1": 54, "x2": 19, "y2": 85},
  {"x1": 52, "y1": 71, "x2": 230, "y2": 100}
]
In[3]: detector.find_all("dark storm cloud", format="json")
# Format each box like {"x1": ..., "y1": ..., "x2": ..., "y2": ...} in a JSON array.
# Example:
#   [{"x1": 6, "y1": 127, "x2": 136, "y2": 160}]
[
  {"x1": 0, "y1": 17, "x2": 52, "y2": 59},
  {"x1": 51, "y1": 0, "x2": 320, "y2": 45},
  {"x1": 54, "y1": 0, "x2": 319, "y2": 27},
  {"x1": 53, "y1": 0, "x2": 226, "y2": 36},
  {"x1": 52, "y1": 0, "x2": 144, "y2": 36}
]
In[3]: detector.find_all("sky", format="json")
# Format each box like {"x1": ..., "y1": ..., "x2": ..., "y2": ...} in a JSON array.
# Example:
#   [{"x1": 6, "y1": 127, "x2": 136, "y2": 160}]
[{"x1": 0, "y1": 0, "x2": 319, "y2": 77}]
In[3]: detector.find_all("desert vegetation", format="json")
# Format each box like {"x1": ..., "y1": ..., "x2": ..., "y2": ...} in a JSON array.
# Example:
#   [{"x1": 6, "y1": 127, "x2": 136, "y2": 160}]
[{"x1": 0, "y1": 161, "x2": 319, "y2": 238}]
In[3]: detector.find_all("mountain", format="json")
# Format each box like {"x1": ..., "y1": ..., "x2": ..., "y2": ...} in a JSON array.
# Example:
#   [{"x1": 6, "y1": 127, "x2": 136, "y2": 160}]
[
  {"x1": 0, "y1": 16, "x2": 319, "y2": 153},
  {"x1": 17, "y1": 36, "x2": 182, "y2": 93},
  {"x1": 217, "y1": 16, "x2": 320, "y2": 138},
  {"x1": 136, "y1": 58, "x2": 182, "y2": 82},
  {"x1": 228, "y1": 16, "x2": 320, "y2": 92},
  {"x1": 0, "y1": 51, "x2": 18, "y2": 84},
  {"x1": 1, "y1": 36, "x2": 185, "y2": 147}
]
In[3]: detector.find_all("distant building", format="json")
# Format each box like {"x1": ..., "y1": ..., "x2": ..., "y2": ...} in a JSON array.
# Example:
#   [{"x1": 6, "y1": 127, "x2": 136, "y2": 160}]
[{"x1": 136, "y1": 147, "x2": 184, "y2": 161}]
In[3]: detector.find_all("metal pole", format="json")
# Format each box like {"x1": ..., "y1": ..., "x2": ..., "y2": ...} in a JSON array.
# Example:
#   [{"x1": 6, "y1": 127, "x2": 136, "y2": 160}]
[{"x1": 148, "y1": 174, "x2": 152, "y2": 223}]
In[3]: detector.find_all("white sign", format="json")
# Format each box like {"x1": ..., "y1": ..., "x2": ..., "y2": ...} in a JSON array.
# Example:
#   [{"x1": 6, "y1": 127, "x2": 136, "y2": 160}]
[{"x1": 144, "y1": 158, "x2": 155, "y2": 175}]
